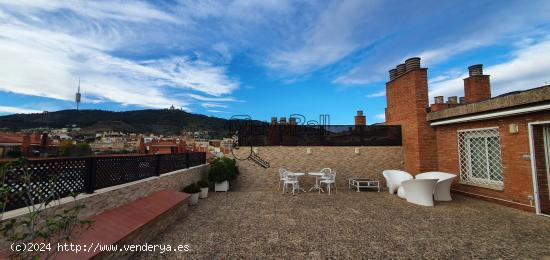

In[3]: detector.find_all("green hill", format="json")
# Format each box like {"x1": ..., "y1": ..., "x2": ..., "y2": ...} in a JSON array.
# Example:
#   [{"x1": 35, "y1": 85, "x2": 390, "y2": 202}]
[{"x1": 0, "y1": 109, "x2": 233, "y2": 136}]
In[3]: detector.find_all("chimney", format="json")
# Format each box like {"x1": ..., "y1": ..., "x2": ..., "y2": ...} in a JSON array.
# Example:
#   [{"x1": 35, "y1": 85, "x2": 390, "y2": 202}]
[
  {"x1": 354, "y1": 110, "x2": 366, "y2": 126},
  {"x1": 289, "y1": 117, "x2": 297, "y2": 125},
  {"x1": 22, "y1": 134, "x2": 31, "y2": 157},
  {"x1": 468, "y1": 64, "x2": 483, "y2": 76},
  {"x1": 464, "y1": 64, "x2": 491, "y2": 103},
  {"x1": 396, "y1": 63, "x2": 406, "y2": 77},
  {"x1": 271, "y1": 117, "x2": 277, "y2": 125},
  {"x1": 279, "y1": 117, "x2": 287, "y2": 125},
  {"x1": 447, "y1": 96, "x2": 457, "y2": 104},
  {"x1": 459, "y1": 97, "x2": 465, "y2": 104},
  {"x1": 384, "y1": 56, "x2": 437, "y2": 173},
  {"x1": 389, "y1": 69, "x2": 397, "y2": 81},
  {"x1": 430, "y1": 96, "x2": 449, "y2": 112},
  {"x1": 405, "y1": 57, "x2": 421, "y2": 71}
]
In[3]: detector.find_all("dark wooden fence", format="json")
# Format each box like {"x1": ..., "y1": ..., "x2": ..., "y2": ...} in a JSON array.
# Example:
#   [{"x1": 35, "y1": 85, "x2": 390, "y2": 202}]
[
  {"x1": 1, "y1": 152, "x2": 206, "y2": 211},
  {"x1": 234, "y1": 124, "x2": 402, "y2": 146}
]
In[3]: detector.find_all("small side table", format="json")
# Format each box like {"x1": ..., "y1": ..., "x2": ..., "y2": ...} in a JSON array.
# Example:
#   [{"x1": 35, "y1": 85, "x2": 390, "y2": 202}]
[{"x1": 350, "y1": 178, "x2": 380, "y2": 192}]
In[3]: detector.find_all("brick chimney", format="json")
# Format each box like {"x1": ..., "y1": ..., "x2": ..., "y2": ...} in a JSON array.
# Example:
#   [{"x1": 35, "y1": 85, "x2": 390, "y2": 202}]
[
  {"x1": 271, "y1": 117, "x2": 277, "y2": 125},
  {"x1": 139, "y1": 137, "x2": 146, "y2": 154},
  {"x1": 385, "y1": 57, "x2": 437, "y2": 174},
  {"x1": 289, "y1": 117, "x2": 297, "y2": 125},
  {"x1": 22, "y1": 134, "x2": 31, "y2": 156},
  {"x1": 447, "y1": 96, "x2": 458, "y2": 108},
  {"x1": 463, "y1": 64, "x2": 491, "y2": 103},
  {"x1": 279, "y1": 117, "x2": 287, "y2": 125},
  {"x1": 430, "y1": 96, "x2": 448, "y2": 112},
  {"x1": 354, "y1": 111, "x2": 366, "y2": 126}
]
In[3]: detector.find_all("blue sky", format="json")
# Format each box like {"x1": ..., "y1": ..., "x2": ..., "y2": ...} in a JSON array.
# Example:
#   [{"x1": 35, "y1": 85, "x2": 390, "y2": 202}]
[{"x1": 0, "y1": 0, "x2": 549, "y2": 124}]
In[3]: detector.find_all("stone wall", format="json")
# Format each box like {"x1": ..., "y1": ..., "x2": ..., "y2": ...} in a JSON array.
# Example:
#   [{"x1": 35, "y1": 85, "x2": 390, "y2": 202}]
[{"x1": 231, "y1": 146, "x2": 403, "y2": 191}]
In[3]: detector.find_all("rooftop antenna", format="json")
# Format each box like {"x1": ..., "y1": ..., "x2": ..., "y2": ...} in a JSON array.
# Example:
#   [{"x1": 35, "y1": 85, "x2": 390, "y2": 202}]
[{"x1": 75, "y1": 77, "x2": 81, "y2": 110}]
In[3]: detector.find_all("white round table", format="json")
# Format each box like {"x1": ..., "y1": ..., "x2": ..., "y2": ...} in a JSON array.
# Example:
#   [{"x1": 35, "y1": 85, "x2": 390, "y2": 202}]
[{"x1": 308, "y1": 172, "x2": 325, "y2": 192}]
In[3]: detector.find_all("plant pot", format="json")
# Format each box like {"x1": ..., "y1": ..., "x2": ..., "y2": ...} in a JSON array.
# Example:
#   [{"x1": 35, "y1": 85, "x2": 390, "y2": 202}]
[
  {"x1": 199, "y1": 187, "x2": 209, "y2": 198},
  {"x1": 189, "y1": 193, "x2": 200, "y2": 205},
  {"x1": 214, "y1": 180, "x2": 229, "y2": 192}
]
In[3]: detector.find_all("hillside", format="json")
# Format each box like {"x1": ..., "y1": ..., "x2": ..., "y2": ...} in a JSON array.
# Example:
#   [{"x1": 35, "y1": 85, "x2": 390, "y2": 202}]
[{"x1": 0, "y1": 109, "x2": 233, "y2": 136}]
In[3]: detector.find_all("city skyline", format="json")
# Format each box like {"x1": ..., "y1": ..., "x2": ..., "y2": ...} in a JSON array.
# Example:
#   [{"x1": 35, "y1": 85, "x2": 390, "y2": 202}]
[{"x1": 0, "y1": 1, "x2": 549, "y2": 124}]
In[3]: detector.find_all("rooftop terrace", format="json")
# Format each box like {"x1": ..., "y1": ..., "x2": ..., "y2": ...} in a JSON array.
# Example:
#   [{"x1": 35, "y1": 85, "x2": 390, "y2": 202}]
[{"x1": 137, "y1": 185, "x2": 550, "y2": 259}]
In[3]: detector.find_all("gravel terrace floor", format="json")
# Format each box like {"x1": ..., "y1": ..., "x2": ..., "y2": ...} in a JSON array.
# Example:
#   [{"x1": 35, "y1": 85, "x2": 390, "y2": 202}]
[{"x1": 137, "y1": 186, "x2": 550, "y2": 259}]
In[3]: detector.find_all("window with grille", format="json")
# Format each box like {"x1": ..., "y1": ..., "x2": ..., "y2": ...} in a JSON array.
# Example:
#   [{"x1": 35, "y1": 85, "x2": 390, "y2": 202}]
[{"x1": 458, "y1": 127, "x2": 503, "y2": 188}]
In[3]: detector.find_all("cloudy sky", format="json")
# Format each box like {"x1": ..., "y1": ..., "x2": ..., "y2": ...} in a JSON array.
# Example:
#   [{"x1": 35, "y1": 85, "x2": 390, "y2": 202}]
[{"x1": 0, "y1": 0, "x2": 549, "y2": 124}]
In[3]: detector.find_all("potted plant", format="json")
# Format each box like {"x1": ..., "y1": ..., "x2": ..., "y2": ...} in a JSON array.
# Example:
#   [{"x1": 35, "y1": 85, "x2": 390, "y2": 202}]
[
  {"x1": 182, "y1": 183, "x2": 201, "y2": 205},
  {"x1": 197, "y1": 179, "x2": 209, "y2": 199},
  {"x1": 208, "y1": 157, "x2": 239, "y2": 192}
]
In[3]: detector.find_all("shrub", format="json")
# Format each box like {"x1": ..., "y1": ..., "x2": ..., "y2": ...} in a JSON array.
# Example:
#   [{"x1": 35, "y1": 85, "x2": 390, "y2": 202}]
[
  {"x1": 197, "y1": 179, "x2": 209, "y2": 188},
  {"x1": 208, "y1": 157, "x2": 239, "y2": 183},
  {"x1": 182, "y1": 183, "x2": 201, "y2": 194},
  {"x1": 0, "y1": 158, "x2": 93, "y2": 259}
]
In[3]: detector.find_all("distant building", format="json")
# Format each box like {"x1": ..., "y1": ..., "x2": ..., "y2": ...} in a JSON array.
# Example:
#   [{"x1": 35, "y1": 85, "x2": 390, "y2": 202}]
[
  {"x1": 90, "y1": 131, "x2": 138, "y2": 153},
  {"x1": 139, "y1": 137, "x2": 187, "y2": 154},
  {"x1": 0, "y1": 132, "x2": 53, "y2": 158}
]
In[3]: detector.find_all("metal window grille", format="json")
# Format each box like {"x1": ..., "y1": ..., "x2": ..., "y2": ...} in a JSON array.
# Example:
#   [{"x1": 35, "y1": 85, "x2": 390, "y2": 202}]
[{"x1": 458, "y1": 127, "x2": 503, "y2": 187}]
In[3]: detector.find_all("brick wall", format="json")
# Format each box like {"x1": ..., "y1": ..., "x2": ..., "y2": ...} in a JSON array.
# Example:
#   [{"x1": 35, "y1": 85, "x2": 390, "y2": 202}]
[
  {"x1": 232, "y1": 146, "x2": 403, "y2": 191},
  {"x1": 433, "y1": 111, "x2": 550, "y2": 211},
  {"x1": 385, "y1": 68, "x2": 437, "y2": 174}
]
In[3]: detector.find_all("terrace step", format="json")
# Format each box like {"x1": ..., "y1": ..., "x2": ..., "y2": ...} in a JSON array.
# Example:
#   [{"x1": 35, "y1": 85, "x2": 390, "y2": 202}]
[{"x1": 55, "y1": 189, "x2": 190, "y2": 260}]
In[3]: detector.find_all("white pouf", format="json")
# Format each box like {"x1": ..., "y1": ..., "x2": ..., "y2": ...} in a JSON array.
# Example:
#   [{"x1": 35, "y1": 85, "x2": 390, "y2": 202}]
[{"x1": 397, "y1": 186, "x2": 406, "y2": 199}]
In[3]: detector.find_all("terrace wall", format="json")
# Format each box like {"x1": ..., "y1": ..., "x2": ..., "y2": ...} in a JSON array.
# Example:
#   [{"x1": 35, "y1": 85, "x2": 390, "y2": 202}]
[
  {"x1": 0, "y1": 164, "x2": 208, "y2": 248},
  {"x1": 232, "y1": 146, "x2": 403, "y2": 191}
]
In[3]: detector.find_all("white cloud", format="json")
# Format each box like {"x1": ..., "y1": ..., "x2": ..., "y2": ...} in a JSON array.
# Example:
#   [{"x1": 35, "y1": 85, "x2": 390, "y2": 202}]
[
  {"x1": 375, "y1": 113, "x2": 385, "y2": 120},
  {"x1": 0, "y1": 105, "x2": 42, "y2": 114},
  {"x1": 0, "y1": 2, "x2": 240, "y2": 111},
  {"x1": 0, "y1": 0, "x2": 180, "y2": 23},
  {"x1": 186, "y1": 94, "x2": 241, "y2": 102},
  {"x1": 429, "y1": 39, "x2": 550, "y2": 99},
  {"x1": 266, "y1": 0, "x2": 378, "y2": 75},
  {"x1": 330, "y1": 1, "x2": 550, "y2": 86},
  {"x1": 201, "y1": 103, "x2": 227, "y2": 109},
  {"x1": 206, "y1": 109, "x2": 229, "y2": 113},
  {"x1": 366, "y1": 90, "x2": 385, "y2": 98}
]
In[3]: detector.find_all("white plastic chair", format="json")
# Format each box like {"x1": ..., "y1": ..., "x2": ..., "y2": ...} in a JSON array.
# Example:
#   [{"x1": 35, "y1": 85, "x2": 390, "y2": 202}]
[
  {"x1": 283, "y1": 172, "x2": 299, "y2": 195},
  {"x1": 416, "y1": 172, "x2": 457, "y2": 201},
  {"x1": 382, "y1": 170, "x2": 413, "y2": 194},
  {"x1": 401, "y1": 179, "x2": 438, "y2": 206},
  {"x1": 320, "y1": 171, "x2": 336, "y2": 195},
  {"x1": 278, "y1": 168, "x2": 288, "y2": 190}
]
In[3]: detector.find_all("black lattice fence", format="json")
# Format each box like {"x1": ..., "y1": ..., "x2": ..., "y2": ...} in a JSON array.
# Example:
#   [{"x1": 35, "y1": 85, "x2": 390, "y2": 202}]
[
  {"x1": 0, "y1": 152, "x2": 206, "y2": 211},
  {"x1": 234, "y1": 124, "x2": 402, "y2": 146},
  {"x1": 158, "y1": 153, "x2": 189, "y2": 174},
  {"x1": 1, "y1": 158, "x2": 88, "y2": 211},
  {"x1": 188, "y1": 152, "x2": 207, "y2": 167},
  {"x1": 94, "y1": 155, "x2": 157, "y2": 190}
]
